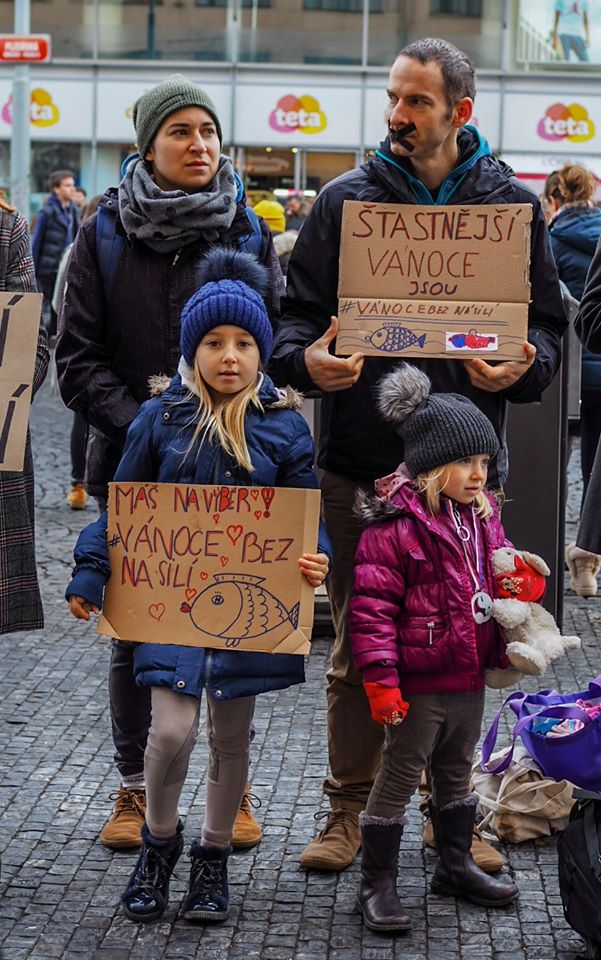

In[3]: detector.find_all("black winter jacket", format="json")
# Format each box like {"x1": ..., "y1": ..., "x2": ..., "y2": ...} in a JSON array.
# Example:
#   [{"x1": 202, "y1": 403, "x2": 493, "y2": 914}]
[
  {"x1": 32, "y1": 195, "x2": 79, "y2": 283},
  {"x1": 270, "y1": 128, "x2": 567, "y2": 485},
  {"x1": 56, "y1": 188, "x2": 284, "y2": 498}
]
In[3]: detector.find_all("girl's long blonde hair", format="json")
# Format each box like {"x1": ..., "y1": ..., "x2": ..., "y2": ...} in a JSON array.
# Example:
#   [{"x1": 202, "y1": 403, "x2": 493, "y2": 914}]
[
  {"x1": 185, "y1": 355, "x2": 263, "y2": 472},
  {"x1": 414, "y1": 463, "x2": 493, "y2": 519}
]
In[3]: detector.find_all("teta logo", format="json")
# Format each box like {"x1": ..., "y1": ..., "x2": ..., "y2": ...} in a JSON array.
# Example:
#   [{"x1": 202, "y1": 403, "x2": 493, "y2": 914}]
[
  {"x1": 537, "y1": 102, "x2": 595, "y2": 143},
  {"x1": 1, "y1": 87, "x2": 60, "y2": 126},
  {"x1": 269, "y1": 94, "x2": 326, "y2": 135}
]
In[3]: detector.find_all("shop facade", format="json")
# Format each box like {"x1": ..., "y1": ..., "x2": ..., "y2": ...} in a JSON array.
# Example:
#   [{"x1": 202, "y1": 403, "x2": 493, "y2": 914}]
[{"x1": 1, "y1": 0, "x2": 601, "y2": 212}]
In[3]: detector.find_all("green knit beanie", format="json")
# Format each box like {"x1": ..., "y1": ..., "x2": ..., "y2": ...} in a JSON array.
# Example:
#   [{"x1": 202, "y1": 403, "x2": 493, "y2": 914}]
[{"x1": 133, "y1": 74, "x2": 223, "y2": 158}]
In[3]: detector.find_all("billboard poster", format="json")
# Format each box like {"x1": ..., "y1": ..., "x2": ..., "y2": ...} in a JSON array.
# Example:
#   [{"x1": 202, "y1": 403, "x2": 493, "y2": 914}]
[{"x1": 518, "y1": 1, "x2": 601, "y2": 65}]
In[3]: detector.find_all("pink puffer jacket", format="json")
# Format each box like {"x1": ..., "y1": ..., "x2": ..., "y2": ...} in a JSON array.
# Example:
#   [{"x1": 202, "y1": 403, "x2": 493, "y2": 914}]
[{"x1": 349, "y1": 473, "x2": 511, "y2": 695}]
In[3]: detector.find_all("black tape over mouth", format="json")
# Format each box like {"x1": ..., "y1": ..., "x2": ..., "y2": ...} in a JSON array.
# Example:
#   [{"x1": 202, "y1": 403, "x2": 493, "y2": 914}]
[{"x1": 389, "y1": 122, "x2": 417, "y2": 151}]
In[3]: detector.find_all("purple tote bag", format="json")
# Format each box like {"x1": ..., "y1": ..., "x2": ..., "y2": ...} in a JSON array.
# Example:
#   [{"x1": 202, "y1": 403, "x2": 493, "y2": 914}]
[{"x1": 480, "y1": 677, "x2": 601, "y2": 792}]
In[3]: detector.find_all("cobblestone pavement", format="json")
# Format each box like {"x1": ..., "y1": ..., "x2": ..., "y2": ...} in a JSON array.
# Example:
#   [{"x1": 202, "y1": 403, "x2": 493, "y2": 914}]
[{"x1": 1, "y1": 365, "x2": 599, "y2": 960}]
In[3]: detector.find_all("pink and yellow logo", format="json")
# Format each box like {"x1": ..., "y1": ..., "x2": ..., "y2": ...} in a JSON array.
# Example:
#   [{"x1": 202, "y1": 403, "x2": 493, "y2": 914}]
[
  {"x1": 269, "y1": 94, "x2": 326, "y2": 135},
  {"x1": 2, "y1": 87, "x2": 60, "y2": 127},
  {"x1": 537, "y1": 102, "x2": 595, "y2": 143}
]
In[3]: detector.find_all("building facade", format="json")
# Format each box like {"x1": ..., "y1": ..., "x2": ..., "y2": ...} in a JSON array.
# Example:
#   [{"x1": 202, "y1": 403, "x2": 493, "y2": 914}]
[{"x1": 1, "y1": 0, "x2": 601, "y2": 212}]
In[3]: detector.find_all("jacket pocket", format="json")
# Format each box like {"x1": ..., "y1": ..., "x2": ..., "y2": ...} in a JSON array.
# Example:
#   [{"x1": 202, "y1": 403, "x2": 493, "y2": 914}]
[{"x1": 398, "y1": 615, "x2": 446, "y2": 648}]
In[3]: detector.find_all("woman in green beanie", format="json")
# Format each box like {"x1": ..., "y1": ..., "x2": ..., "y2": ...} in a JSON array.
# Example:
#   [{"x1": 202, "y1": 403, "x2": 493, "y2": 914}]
[{"x1": 55, "y1": 73, "x2": 283, "y2": 855}]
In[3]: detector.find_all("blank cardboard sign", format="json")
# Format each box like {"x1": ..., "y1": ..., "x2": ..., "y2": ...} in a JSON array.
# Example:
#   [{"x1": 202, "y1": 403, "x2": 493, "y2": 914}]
[
  {"x1": 98, "y1": 481, "x2": 321, "y2": 655},
  {"x1": 336, "y1": 200, "x2": 532, "y2": 361},
  {"x1": 0, "y1": 292, "x2": 43, "y2": 472}
]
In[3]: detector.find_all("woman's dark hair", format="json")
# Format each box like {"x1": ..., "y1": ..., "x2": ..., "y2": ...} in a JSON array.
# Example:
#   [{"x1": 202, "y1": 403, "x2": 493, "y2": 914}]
[{"x1": 398, "y1": 37, "x2": 476, "y2": 111}]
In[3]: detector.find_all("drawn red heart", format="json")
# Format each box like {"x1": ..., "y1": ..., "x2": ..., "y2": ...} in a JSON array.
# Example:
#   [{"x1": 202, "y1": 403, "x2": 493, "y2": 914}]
[
  {"x1": 199, "y1": 571, "x2": 208, "y2": 581},
  {"x1": 226, "y1": 524, "x2": 243, "y2": 545},
  {"x1": 149, "y1": 603, "x2": 165, "y2": 622},
  {"x1": 220, "y1": 556, "x2": 229, "y2": 567},
  {"x1": 254, "y1": 510, "x2": 262, "y2": 520},
  {"x1": 213, "y1": 513, "x2": 220, "y2": 524},
  {"x1": 185, "y1": 589, "x2": 196, "y2": 601},
  {"x1": 249, "y1": 490, "x2": 260, "y2": 500}
]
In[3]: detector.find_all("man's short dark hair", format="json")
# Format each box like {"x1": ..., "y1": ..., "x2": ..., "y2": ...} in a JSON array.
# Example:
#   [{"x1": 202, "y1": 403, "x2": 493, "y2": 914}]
[
  {"x1": 49, "y1": 169, "x2": 75, "y2": 191},
  {"x1": 397, "y1": 37, "x2": 476, "y2": 110}
]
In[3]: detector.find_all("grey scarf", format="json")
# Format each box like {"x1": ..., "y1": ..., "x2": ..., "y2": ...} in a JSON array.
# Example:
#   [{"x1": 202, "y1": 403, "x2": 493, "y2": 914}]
[{"x1": 118, "y1": 154, "x2": 238, "y2": 253}]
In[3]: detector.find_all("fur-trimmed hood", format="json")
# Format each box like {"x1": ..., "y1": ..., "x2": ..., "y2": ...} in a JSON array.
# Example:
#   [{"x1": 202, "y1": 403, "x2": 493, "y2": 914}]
[
  {"x1": 148, "y1": 364, "x2": 304, "y2": 411},
  {"x1": 355, "y1": 464, "x2": 414, "y2": 526}
]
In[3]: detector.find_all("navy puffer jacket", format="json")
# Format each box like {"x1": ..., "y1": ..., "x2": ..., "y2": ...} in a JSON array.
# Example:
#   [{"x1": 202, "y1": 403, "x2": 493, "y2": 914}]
[
  {"x1": 32, "y1": 195, "x2": 79, "y2": 281},
  {"x1": 67, "y1": 373, "x2": 331, "y2": 702}
]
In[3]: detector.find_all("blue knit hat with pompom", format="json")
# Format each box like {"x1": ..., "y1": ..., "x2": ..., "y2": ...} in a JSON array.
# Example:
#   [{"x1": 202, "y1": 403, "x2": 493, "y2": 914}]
[{"x1": 180, "y1": 248, "x2": 273, "y2": 365}]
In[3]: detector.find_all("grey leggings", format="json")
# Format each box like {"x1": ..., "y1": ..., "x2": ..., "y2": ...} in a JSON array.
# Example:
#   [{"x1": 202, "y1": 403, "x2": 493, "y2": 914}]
[
  {"x1": 366, "y1": 690, "x2": 485, "y2": 819},
  {"x1": 145, "y1": 686, "x2": 255, "y2": 848}
]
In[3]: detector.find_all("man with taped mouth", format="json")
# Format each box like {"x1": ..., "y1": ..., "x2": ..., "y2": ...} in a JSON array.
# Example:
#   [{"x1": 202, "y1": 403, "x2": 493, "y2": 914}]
[{"x1": 270, "y1": 37, "x2": 566, "y2": 875}]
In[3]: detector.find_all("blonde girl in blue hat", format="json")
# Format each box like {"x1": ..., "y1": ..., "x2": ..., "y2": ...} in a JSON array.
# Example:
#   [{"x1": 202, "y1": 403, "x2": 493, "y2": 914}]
[{"x1": 66, "y1": 247, "x2": 330, "y2": 925}]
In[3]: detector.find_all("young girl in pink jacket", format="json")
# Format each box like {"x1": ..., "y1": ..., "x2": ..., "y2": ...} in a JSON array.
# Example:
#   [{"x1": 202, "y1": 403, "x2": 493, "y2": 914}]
[{"x1": 349, "y1": 363, "x2": 519, "y2": 933}]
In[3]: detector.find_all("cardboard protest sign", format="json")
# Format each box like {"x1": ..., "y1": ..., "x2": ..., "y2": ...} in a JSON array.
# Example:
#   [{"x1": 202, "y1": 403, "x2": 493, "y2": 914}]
[
  {"x1": 0, "y1": 292, "x2": 43, "y2": 472},
  {"x1": 336, "y1": 200, "x2": 532, "y2": 361},
  {"x1": 98, "y1": 482, "x2": 321, "y2": 655}
]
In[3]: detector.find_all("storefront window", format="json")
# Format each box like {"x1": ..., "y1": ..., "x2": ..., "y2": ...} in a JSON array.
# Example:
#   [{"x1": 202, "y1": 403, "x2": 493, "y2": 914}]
[
  {"x1": 242, "y1": 147, "x2": 295, "y2": 194},
  {"x1": 97, "y1": 0, "x2": 229, "y2": 60},
  {"x1": 30, "y1": 142, "x2": 83, "y2": 213},
  {"x1": 368, "y1": 1, "x2": 503, "y2": 69},
  {"x1": 237, "y1": 0, "x2": 363, "y2": 64},
  {"x1": 305, "y1": 150, "x2": 356, "y2": 192},
  {"x1": 31, "y1": 0, "x2": 95, "y2": 59},
  {"x1": 516, "y1": 0, "x2": 601, "y2": 70}
]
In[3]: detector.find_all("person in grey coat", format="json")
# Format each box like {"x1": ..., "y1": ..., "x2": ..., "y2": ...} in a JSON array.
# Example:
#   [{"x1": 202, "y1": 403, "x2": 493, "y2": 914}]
[{"x1": 0, "y1": 197, "x2": 49, "y2": 634}]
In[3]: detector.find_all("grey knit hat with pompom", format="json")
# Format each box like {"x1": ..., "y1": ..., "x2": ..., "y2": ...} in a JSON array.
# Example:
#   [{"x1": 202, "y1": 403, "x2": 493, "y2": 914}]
[{"x1": 377, "y1": 363, "x2": 499, "y2": 478}]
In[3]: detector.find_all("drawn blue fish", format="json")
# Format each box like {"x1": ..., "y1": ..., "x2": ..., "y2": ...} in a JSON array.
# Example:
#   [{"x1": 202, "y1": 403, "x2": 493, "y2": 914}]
[
  {"x1": 367, "y1": 325, "x2": 426, "y2": 352},
  {"x1": 180, "y1": 573, "x2": 300, "y2": 648}
]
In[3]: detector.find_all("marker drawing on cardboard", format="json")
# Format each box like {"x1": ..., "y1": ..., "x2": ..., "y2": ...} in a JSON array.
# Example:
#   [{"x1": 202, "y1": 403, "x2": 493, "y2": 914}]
[
  {"x1": 0, "y1": 291, "x2": 43, "y2": 471},
  {"x1": 336, "y1": 201, "x2": 532, "y2": 361},
  {"x1": 98, "y1": 481, "x2": 321, "y2": 655},
  {"x1": 179, "y1": 572, "x2": 300, "y2": 648}
]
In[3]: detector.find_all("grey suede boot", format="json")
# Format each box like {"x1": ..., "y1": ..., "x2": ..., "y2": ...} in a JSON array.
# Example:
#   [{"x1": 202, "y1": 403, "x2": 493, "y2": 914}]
[
  {"x1": 430, "y1": 797, "x2": 519, "y2": 907},
  {"x1": 355, "y1": 814, "x2": 411, "y2": 933}
]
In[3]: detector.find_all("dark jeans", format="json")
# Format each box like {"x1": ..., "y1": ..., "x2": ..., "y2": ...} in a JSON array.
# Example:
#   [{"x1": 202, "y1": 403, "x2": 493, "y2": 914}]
[{"x1": 321, "y1": 470, "x2": 384, "y2": 812}]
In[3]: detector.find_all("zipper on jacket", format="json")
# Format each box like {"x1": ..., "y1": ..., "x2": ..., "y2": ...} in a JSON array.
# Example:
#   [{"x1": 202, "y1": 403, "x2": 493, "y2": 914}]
[
  {"x1": 172, "y1": 249, "x2": 182, "y2": 266},
  {"x1": 427, "y1": 621, "x2": 435, "y2": 645}
]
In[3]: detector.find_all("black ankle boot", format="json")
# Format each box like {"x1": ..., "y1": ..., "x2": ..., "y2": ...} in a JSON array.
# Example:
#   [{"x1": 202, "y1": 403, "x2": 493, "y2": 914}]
[
  {"x1": 121, "y1": 821, "x2": 184, "y2": 922},
  {"x1": 356, "y1": 814, "x2": 411, "y2": 933},
  {"x1": 181, "y1": 842, "x2": 230, "y2": 922},
  {"x1": 429, "y1": 798, "x2": 519, "y2": 907}
]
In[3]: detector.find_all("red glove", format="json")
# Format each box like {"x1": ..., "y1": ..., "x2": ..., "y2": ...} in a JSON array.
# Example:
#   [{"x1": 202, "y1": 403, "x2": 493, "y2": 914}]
[{"x1": 364, "y1": 682, "x2": 409, "y2": 726}]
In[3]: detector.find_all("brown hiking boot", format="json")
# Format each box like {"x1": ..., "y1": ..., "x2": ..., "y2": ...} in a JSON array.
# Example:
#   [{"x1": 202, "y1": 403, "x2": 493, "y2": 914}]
[
  {"x1": 231, "y1": 783, "x2": 262, "y2": 850},
  {"x1": 423, "y1": 817, "x2": 504, "y2": 874},
  {"x1": 100, "y1": 787, "x2": 146, "y2": 849},
  {"x1": 300, "y1": 809, "x2": 361, "y2": 871},
  {"x1": 565, "y1": 543, "x2": 601, "y2": 597}
]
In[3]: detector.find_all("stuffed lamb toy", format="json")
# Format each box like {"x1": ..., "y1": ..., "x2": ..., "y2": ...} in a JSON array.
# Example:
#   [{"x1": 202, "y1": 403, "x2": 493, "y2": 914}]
[{"x1": 487, "y1": 547, "x2": 581, "y2": 679}]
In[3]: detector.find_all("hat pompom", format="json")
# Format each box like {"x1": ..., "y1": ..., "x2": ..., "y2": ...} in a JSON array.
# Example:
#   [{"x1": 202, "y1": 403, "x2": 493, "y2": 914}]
[
  {"x1": 196, "y1": 246, "x2": 268, "y2": 296},
  {"x1": 377, "y1": 363, "x2": 431, "y2": 425},
  {"x1": 180, "y1": 246, "x2": 273, "y2": 366}
]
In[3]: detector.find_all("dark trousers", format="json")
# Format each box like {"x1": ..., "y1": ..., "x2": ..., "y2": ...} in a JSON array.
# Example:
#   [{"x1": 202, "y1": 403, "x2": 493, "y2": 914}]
[
  {"x1": 321, "y1": 470, "x2": 385, "y2": 812},
  {"x1": 580, "y1": 389, "x2": 601, "y2": 506},
  {"x1": 70, "y1": 412, "x2": 87, "y2": 486},
  {"x1": 366, "y1": 691, "x2": 485, "y2": 818},
  {"x1": 109, "y1": 640, "x2": 151, "y2": 779}
]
